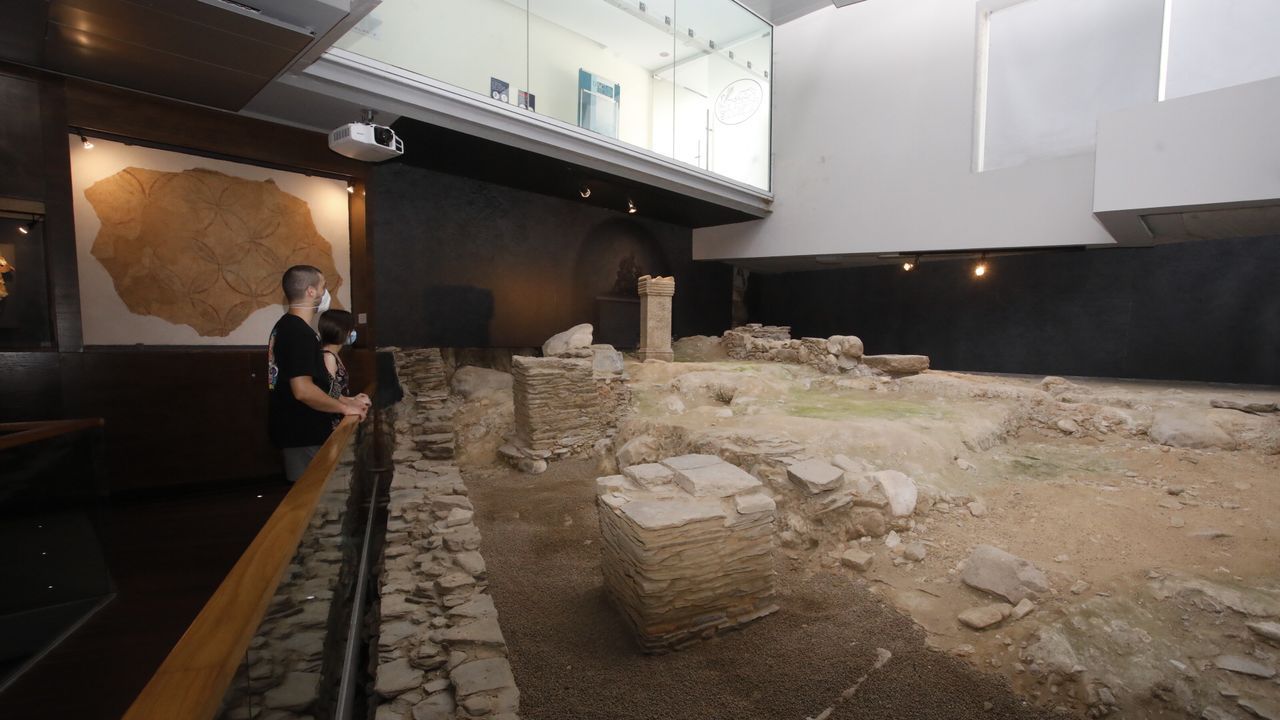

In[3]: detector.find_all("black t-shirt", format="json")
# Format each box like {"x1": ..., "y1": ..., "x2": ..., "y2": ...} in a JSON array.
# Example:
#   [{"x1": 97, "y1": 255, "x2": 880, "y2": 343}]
[{"x1": 268, "y1": 314, "x2": 335, "y2": 448}]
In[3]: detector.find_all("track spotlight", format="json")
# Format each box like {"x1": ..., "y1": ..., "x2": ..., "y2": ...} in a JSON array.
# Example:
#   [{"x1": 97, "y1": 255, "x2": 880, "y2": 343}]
[
  {"x1": 902, "y1": 255, "x2": 919, "y2": 272},
  {"x1": 79, "y1": 132, "x2": 93, "y2": 150},
  {"x1": 346, "y1": 182, "x2": 355, "y2": 194},
  {"x1": 627, "y1": 198, "x2": 637, "y2": 214},
  {"x1": 973, "y1": 254, "x2": 988, "y2": 278},
  {"x1": 580, "y1": 186, "x2": 591, "y2": 199},
  {"x1": 17, "y1": 217, "x2": 37, "y2": 235}
]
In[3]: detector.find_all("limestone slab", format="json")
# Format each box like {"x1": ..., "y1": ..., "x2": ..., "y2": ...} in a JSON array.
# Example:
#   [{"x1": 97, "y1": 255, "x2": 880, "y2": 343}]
[
  {"x1": 786, "y1": 459, "x2": 845, "y2": 494},
  {"x1": 450, "y1": 657, "x2": 517, "y2": 697},
  {"x1": 619, "y1": 498, "x2": 727, "y2": 530},
  {"x1": 660, "y1": 454, "x2": 723, "y2": 471},
  {"x1": 622, "y1": 463, "x2": 676, "y2": 488},
  {"x1": 673, "y1": 462, "x2": 761, "y2": 498}
]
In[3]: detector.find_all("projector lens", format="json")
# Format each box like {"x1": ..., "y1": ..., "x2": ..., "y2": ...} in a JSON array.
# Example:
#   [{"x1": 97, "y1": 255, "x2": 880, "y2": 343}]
[{"x1": 374, "y1": 126, "x2": 394, "y2": 147}]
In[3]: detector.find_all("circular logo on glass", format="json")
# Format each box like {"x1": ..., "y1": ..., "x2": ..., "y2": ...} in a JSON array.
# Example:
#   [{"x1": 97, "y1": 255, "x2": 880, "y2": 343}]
[{"x1": 715, "y1": 79, "x2": 763, "y2": 125}]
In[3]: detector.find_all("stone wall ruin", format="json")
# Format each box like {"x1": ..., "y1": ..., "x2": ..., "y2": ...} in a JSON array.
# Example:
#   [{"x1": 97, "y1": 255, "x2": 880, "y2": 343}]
[
  {"x1": 501, "y1": 325, "x2": 631, "y2": 473},
  {"x1": 723, "y1": 324, "x2": 930, "y2": 377}
]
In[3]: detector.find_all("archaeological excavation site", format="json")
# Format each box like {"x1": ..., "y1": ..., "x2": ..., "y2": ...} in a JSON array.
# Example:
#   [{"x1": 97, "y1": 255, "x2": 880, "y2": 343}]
[
  {"x1": 353, "y1": 276, "x2": 1280, "y2": 720},
  {"x1": 4, "y1": 3, "x2": 1279, "y2": 719}
]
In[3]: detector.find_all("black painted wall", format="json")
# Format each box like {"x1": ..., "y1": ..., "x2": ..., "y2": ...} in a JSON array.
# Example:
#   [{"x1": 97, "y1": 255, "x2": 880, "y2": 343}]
[
  {"x1": 750, "y1": 235, "x2": 1280, "y2": 385},
  {"x1": 370, "y1": 162, "x2": 732, "y2": 348}
]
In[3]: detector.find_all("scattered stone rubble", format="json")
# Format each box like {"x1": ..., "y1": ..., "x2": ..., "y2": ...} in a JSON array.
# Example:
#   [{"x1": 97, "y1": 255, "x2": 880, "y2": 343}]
[
  {"x1": 372, "y1": 350, "x2": 520, "y2": 720},
  {"x1": 596, "y1": 454, "x2": 778, "y2": 652},
  {"x1": 500, "y1": 325, "x2": 631, "y2": 474},
  {"x1": 722, "y1": 324, "x2": 929, "y2": 377}
]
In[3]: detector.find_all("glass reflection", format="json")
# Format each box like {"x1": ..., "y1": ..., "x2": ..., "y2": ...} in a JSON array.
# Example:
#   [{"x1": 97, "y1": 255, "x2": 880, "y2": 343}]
[{"x1": 334, "y1": 0, "x2": 772, "y2": 191}]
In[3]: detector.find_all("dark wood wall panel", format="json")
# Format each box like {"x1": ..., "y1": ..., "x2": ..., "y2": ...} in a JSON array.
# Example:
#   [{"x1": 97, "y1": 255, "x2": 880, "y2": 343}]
[
  {"x1": 39, "y1": 74, "x2": 82, "y2": 351},
  {"x1": 0, "y1": 71, "x2": 46, "y2": 199},
  {"x1": 59, "y1": 351, "x2": 279, "y2": 492},
  {"x1": 64, "y1": 79, "x2": 367, "y2": 179},
  {"x1": 0, "y1": 353, "x2": 63, "y2": 423}
]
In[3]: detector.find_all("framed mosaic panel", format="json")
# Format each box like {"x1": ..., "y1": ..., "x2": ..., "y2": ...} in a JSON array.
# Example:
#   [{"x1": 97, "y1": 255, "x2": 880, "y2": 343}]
[{"x1": 69, "y1": 136, "x2": 351, "y2": 345}]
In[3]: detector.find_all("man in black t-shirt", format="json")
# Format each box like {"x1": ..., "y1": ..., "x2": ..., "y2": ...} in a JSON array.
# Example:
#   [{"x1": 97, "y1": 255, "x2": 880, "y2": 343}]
[{"x1": 268, "y1": 265, "x2": 369, "y2": 483}]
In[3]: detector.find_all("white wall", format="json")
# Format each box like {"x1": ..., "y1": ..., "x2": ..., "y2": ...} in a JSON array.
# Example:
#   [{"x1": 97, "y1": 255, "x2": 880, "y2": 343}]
[
  {"x1": 693, "y1": 0, "x2": 1121, "y2": 261},
  {"x1": 1095, "y1": 75, "x2": 1280, "y2": 214}
]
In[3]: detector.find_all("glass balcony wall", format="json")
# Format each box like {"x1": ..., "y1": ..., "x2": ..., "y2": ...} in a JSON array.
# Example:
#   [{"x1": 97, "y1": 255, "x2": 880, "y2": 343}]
[{"x1": 334, "y1": 0, "x2": 772, "y2": 192}]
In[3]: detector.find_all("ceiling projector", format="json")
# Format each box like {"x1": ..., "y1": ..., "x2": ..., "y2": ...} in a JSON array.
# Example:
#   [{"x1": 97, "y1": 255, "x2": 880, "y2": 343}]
[{"x1": 329, "y1": 113, "x2": 403, "y2": 162}]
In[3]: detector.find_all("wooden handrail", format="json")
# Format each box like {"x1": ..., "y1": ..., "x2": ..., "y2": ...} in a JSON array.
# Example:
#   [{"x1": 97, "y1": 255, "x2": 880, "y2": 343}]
[
  {"x1": 0, "y1": 418, "x2": 105, "y2": 452},
  {"x1": 121, "y1": 390, "x2": 371, "y2": 720}
]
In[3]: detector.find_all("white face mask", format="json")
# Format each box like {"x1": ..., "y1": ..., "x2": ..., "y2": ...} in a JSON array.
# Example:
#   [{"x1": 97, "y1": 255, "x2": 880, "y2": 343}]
[
  {"x1": 346, "y1": 330, "x2": 357, "y2": 346},
  {"x1": 289, "y1": 286, "x2": 330, "y2": 312}
]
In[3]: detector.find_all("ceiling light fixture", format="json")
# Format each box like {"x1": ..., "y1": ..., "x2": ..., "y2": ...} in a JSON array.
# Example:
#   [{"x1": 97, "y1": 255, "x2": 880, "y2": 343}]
[
  {"x1": 973, "y1": 254, "x2": 988, "y2": 278},
  {"x1": 17, "y1": 216, "x2": 38, "y2": 235},
  {"x1": 902, "y1": 254, "x2": 920, "y2": 272},
  {"x1": 627, "y1": 198, "x2": 637, "y2": 214},
  {"x1": 580, "y1": 186, "x2": 592, "y2": 199},
  {"x1": 79, "y1": 131, "x2": 93, "y2": 150},
  {"x1": 346, "y1": 182, "x2": 355, "y2": 194}
]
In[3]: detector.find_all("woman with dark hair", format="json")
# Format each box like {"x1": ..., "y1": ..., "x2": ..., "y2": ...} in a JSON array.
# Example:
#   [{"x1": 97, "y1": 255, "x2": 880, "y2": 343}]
[{"x1": 318, "y1": 309, "x2": 362, "y2": 427}]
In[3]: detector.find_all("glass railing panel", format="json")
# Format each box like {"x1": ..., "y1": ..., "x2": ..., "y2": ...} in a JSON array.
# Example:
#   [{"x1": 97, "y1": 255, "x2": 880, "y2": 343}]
[
  {"x1": 527, "y1": 0, "x2": 677, "y2": 157},
  {"x1": 334, "y1": 0, "x2": 530, "y2": 106},
  {"x1": 216, "y1": 438, "x2": 369, "y2": 720},
  {"x1": 0, "y1": 425, "x2": 112, "y2": 690},
  {"x1": 668, "y1": 0, "x2": 772, "y2": 190}
]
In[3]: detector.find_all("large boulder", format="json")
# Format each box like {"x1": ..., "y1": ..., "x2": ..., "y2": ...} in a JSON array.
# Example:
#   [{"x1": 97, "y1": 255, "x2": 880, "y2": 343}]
[
  {"x1": 961, "y1": 544, "x2": 1050, "y2": 603},
  {"x1": 1148, "y1": 409, "x2": 1235, "y2": 449},
  {"x1": 450, "y1": 366, "x2": 513, "y2": 399},
  {"x1": 616, "y1": 434, "x2": 661, "y2": 467},
  {"x1": 863, "y1": 354, "x2": 930, "y2": 375},
  {"x1": 826, "y1": 335, "x2": 865, "y2": 359},
  {"x1": 866, "y1": 470, "x2": 917, "y2": 517},
  {"x1": 542, "y1": 323, "x2": 593, "y2": 357},
  {"x1": 1025, "y1": 628, "x2": 1081, "y2": 676},
  {"x1": 591, "y1": 344, "x2": 625, "y2": 375}
]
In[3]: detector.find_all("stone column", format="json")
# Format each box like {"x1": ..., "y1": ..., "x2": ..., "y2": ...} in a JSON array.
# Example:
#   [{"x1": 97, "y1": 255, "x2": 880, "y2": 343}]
[{"x1": 637, "y1": 275, "x2": 675, "y2": 362}]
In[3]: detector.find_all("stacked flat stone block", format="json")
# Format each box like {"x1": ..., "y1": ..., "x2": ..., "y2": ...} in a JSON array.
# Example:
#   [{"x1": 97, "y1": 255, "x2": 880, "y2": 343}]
[
  {"x1": 596, "y1": 454, "x2": 778, "y2": 653},
  {"x1": 392, "y1": 348, "x2": 456, "y2": 460},
  {"x1": 511, "y1": 354, "x2": 630, "y2": 457}
]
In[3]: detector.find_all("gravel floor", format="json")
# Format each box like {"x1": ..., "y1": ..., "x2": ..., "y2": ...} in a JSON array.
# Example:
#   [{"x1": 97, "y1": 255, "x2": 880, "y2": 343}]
[{"x1": 468, "y1": 459, "x2": 1059, "y2": 720}]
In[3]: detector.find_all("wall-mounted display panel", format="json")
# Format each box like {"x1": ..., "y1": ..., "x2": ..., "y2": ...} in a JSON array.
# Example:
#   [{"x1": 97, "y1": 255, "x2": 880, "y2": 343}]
[{"x1": 69, "y1": 136, "x2": 351, "y2": 346}]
